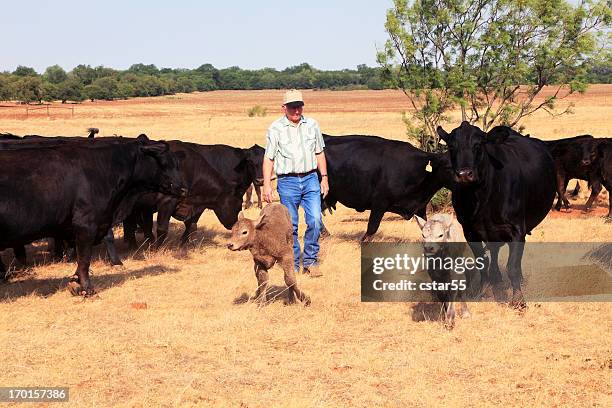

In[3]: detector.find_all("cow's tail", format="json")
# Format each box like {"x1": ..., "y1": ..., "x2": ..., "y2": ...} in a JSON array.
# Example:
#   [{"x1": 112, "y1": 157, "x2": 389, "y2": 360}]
[{"x1": 87, "y1": 127, "x2": 99, "y2": 138}]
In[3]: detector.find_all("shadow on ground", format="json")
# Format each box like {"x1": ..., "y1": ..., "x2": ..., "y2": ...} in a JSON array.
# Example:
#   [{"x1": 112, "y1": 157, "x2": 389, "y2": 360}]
[{"x1": 0, "y1": 265, "x2": 178, "y2": 302}]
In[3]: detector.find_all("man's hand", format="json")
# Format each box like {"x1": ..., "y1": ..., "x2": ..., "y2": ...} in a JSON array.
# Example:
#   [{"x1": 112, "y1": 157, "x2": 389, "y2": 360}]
[
  {"x1": 320, "y1": 177, "x2": 329, "y2": 199},
  {"x1": 263, "y1": 183, "x2": 273, "y2": 203}
]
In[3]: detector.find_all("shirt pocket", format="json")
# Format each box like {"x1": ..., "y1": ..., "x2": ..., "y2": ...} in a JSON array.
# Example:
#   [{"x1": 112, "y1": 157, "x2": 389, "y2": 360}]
[
  {"x1": 304, "y1": 131, "x2": 317, "y2": 153},
  {"x1": 278, "y1": 134, "x2": 294, "y2": 159}
]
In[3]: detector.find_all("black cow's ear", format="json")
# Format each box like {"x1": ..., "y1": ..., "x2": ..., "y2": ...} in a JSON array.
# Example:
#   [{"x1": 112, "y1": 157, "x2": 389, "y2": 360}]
[
  {"x1": 437, "y1": 126, "x2": 450, "y2": 143},
  {"x1": 140, "y1": 141, "x2": 169, "y2": 156},
  {"x1": 136, "y1": 134, "x2": 149, "y2": 142},
  {"x1": 487, "y1": 126, "x2": 511, "y2": 144}
]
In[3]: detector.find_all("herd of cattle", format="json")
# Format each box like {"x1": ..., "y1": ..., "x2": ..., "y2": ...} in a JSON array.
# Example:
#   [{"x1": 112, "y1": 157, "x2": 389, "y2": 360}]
[{"x1": 0, "y1": 123, "x2": 610, "y2": 306}]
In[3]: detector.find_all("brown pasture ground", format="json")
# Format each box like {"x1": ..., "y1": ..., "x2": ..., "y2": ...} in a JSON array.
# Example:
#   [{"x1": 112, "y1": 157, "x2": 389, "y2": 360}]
[{"x1": 0, "y1": 86, "x2": 611, "y2": 407}]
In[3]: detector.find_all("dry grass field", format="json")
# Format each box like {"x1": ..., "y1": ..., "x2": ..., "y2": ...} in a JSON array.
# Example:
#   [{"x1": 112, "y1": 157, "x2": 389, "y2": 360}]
[{"x1": 0, "y1": 86, "x2": 610, "y2": 407}]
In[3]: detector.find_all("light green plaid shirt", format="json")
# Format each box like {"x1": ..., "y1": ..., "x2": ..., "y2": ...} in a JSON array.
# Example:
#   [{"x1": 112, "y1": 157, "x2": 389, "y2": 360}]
[{"x1": 264, "y1": 115, "x2": 325, "y2": 175}]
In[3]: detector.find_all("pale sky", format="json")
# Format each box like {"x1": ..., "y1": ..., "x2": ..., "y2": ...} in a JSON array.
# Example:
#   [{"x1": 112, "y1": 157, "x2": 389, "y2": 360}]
[{"x1": 2, "y1": 0, "x2": 393, "y2": 73}]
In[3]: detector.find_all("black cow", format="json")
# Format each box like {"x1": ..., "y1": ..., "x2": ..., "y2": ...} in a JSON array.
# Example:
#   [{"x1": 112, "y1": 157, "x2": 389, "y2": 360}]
[
  {"x1": 321, "y1": 134, "x2": 454, "y2": 241},
  {"x1": 437, "y1": 122, "x2": 556, "y2": 308},
  {"x1": 595, "y1": 139, "x2": 612, "y2": 219},
  {"x1": 0, "y1": 134, "x2": 165, "y2": 267},
  {"x1": 124, "y1": 142, "x2": 263, "y2": 248},
  {"x1": 0, "y1": 137, "x2": 185, "y2": 295},
  {"x1": 544, "y1": 135, "x2": 603, "y2": 211}
]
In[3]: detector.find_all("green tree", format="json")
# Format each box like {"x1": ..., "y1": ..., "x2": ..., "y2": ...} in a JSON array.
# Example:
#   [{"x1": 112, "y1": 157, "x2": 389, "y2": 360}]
[
  {"x1": 13, "y1": 65, "x2": 38, "y2": 77},
  {"x1": 0, "y1": 75, "x2": 14, "y2": 101},
  {"x1": 82, "y1": 84, "x2": 105, "y2": 101},
  {"x1": 379, "y1": 0, "x2": 611, "y2": 151},
  {"x1": 43, "y1": 65, "x2": 68, "y2": 84},
  {"x1": 72, "y1": 64, "x2": 97, "y2": 85},
  {"x1": 56, "y1": 77, "x2": 84, "y2": 103},
  {"x1": 14, "y1": 76, "x2": 44, "y2": 103}
]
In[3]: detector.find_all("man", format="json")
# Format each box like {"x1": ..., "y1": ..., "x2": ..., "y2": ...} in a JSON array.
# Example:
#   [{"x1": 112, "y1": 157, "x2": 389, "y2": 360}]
[{"x1": 262, "y1": 90, "x2": 329, "y2": 275}]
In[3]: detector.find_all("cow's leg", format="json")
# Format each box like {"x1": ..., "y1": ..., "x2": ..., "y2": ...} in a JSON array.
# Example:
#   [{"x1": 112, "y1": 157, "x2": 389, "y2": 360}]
[
  {"x1": 180, "y1": 218, "x2": 198, "y2": 247},
  {"x1": 361, "y1": 209, "x2": 386, "y2": 242},
  {"x1": 13, "y1": 245, "x2": 26, "y2": 267},
  {"x1": 464, "y1": 235, "x2": 490, "y2": 299},
  {"x1": 71, "y1": 228, "x2": 96, "y2": 296},
  {"x1": 601, "y1": 179, "x2": 612, "y2": 220},
  {"x1": 506, "y1": 240, "x2": 526, "y2": 309},
  {"x1": 103, "y1": 228, "x2": 123, "y2": 266},
  {"x1": 583, "y1": 180, "x2": 602, "y2": 212},
  {"x1": 444, "y1": 302, "x2": 456, "y2": 329},
  {"x1": 52, "y1": 237, "x2": 65, "y2": 261},
  {"x1": 0, "y1": 257, "x2": 8, "y2": 281},
  {"x1": 561, "y1": 178, "x2": 572, "y2": 209},
  {"x1": 244, "y1": 184, "x2": 253, "y2": 209},
  {"x1": 155, "y1": 203, "x2": 176, "y2": 249},
  {"x1": 280, "y1": 256, "x2": 310, "y2": 306},
  {"x1": 123, "y1": 212, "x2": 139, "y2": 250},
  {"x1": 140, "y1": 210, "x2": 155, "y2": 245},
  {"x1": 554, "y1": 173, "x2": 566, "y2": 211},
  {"x1": 488, "y1": 243, "x2": 505, "y2": 300},
  {"x1": 254, "y1": 184, "x2": 263, "y2": 209},
  {"x1": 570, "y1": 181, "x2": 581, "y2": 197},
  {"x1": 254, "y1": 263, "x2": 269, "y2": 304},
  {"x1": 460, "y1": 301, "x2": 471, "y2": 318}
]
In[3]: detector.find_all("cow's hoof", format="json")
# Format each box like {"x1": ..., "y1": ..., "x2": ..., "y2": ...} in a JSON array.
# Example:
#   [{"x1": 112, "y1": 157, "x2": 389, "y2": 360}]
[
  {"x1": 479, "y1": 284, "x2": 495, "y2": 300},
  {"x1": 303, "y1": 295, "x2": 311, "y2": 307},
  {"x1": 509, "y1": 295, "x2": 527, "y2": 311},
  {"x1": 67, "y1": 281, "x2": 82, "y2": 296},
  {"x1": 444, "y1": 320, "x2": 455, "y2": 330},
  {"x1": 492, "y1": 284, "x2": 508, "y2": 302}
]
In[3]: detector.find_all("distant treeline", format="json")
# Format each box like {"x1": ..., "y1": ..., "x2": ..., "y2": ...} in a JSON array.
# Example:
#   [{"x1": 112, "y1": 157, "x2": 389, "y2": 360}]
[
  {"x1": 0, "y1": 63, "x2": 387, "y2": 104},
  {"x1": 0, "y1": 61, "x2": 609, "y2": 104}
]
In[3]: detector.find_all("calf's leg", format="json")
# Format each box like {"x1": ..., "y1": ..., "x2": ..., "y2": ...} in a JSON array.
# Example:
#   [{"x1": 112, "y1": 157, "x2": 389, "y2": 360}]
[{"x1": 254, "y1": 262, "x2": 269, "y2": 303}]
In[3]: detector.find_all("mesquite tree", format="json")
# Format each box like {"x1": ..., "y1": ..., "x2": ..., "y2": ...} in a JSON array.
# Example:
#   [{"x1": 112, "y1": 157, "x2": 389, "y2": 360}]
[{"x1": 378, "y1": 0, "x2": 610, "y2": 151}]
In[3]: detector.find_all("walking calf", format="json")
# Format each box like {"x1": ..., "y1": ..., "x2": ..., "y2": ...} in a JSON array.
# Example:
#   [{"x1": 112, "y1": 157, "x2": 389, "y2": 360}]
[{"x1": 227, "y1": 203, "x2": 310, "y2": 305}]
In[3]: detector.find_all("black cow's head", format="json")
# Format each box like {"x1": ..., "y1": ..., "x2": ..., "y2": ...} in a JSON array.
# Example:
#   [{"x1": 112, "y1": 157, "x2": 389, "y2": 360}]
[
  {"x1": 246, "y1": 144, "x2": 265, "y2": 185},
  {"x1": 137, "y1": 136, "x2": 187, "y2": 197},
  {"x1": 579, "y1": 138, "x2": 599, "y2": 166},
  {"x1": 437, "y1": 121, "x2": 508, "y2": 185}
]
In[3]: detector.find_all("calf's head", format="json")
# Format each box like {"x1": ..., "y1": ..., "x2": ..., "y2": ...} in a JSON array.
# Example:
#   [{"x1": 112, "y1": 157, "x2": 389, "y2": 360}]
[
  {"x1": 227, "y1": 211, "x2": 266, "y2": 251},
  {"x1": 437, "y1": 121, "x2": 507, "y2": 185},
  {"x1": 415, "y1": 214, "x2": 457, "y2": 255}
]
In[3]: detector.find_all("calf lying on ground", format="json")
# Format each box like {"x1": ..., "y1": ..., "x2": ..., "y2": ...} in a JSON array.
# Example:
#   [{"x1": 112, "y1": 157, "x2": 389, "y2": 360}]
[
  {"x1": 227, "y1": 204, "x2": 310, "y2": 305},
  {"x1": 416, "y1": 213, "x2": 474, "y2": 328}
]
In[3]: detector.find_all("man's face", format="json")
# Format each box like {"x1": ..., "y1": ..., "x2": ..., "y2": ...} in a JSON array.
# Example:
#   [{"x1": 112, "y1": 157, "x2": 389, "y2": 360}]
[{"x1": 283, "y1": 102, "x2": 304, "y2": 124}]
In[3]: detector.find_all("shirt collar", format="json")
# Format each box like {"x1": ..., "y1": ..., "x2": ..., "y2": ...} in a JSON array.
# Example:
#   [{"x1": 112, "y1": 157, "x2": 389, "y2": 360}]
[{"x1": 282, "y1": 115, "x2": 307, "y2": 127}]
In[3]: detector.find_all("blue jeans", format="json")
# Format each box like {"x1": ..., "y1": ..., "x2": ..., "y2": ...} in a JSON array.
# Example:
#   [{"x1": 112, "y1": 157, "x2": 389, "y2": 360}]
[{"x1": 277, "y1": 172, "x2": 322, "y2": 271}]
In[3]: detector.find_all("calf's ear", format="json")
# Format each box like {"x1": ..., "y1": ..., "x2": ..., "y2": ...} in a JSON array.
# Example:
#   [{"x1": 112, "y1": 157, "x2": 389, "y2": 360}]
[
  {"x1": 414, "y1": 215, "x2": 427, "y2": 230},
  {"x1": 238, "y1": 211, "x2": 245, "y2": 220},
  {"x1": 255, "y1": 213, "x2": 267, "y2": 230},
  {"x1": 436, "y1": 126, "x2": 450, "y2": 143}
]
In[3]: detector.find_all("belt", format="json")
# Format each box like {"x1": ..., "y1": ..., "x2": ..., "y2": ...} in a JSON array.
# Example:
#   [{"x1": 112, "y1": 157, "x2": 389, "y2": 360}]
[{"x1": 277, "y1": 170, "x2": 316, "y2": 178}]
